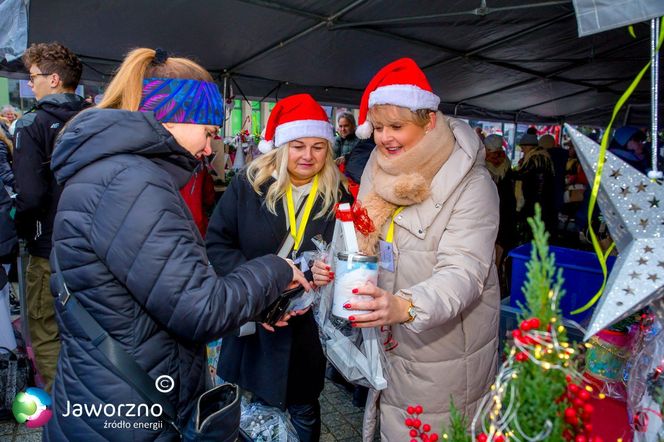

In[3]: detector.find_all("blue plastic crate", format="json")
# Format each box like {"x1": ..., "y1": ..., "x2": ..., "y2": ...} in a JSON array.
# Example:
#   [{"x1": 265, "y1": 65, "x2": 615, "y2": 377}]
[{"x1": 508, "y1": 244, "x2": 616, "y2": 323}]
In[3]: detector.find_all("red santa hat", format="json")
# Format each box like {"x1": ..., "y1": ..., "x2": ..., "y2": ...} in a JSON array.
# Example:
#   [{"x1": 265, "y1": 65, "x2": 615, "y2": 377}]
[
  {"x1": 258, "y1": 94, "x2": 334, "y2": 154},
  {"x1": 355, "y1": 58, "x2": 440, "y2": 139}
]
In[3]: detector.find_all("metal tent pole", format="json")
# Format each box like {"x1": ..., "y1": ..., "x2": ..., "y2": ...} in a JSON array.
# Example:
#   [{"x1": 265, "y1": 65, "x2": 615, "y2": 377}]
[{"x1": 648, "y1": 18, "x2": 662, "y2": 180}]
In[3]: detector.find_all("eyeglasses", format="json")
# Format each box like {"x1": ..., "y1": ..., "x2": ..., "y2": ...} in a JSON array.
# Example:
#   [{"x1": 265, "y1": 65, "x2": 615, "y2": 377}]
[{"x1": 28, "y1": 73, "x2": 52, "y2": 82}]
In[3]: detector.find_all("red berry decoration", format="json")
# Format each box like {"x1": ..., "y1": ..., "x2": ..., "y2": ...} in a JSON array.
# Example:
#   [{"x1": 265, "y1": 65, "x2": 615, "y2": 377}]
[
  {"x1": 410, "y1": 429, "x2": 418, "y2": 437},
  {"x1": 520, "y1": 319, "x2": 532, "y2": 331},
  {"x1": 423, "y1": 424, "x2": 431, "y2": 432},
  {"x1": 579, "y1": 390, "x2": 591, "y2": 401},
  {"x1": 529, "y1": 318, "x2": 541, "y2": 329},
  {"x1": 495, "y1": 436, "x2": 505, "y2": 442},
  {"x1": 582, "y1": 403, "x2": 594, "y2": 415},
  {"x1": 413, "y1": 419, "x2": 421, "y2": 429},
  {"x1": 415, "y1": 405, "x2": 423, "y2": 414},
  {"x1": 516, "y1": 352, "x2": 528, "y2": 362},
  {"x1": 411, "y1": 440, "x2": 417, "y2": 442},
  {"x1": 573, "y1": 398, "x2": 584, "y2": 408},
  {"x1": 421, "y1": 435, "x2": 429, "y2": 442},
  {"x1": 575, "y1": 436, "x2": 587, "y2": 442},
  {"x1": 584, "y1": 423, "x2": 593, "y2": 433},
  {"x1": 407, "y1": 406, "x2": 415, "y2": 415},
  {"x1": 512, "y1": 329, "x2": 522, "y2": 339},
  {"x1": 476, "y1": 434, "x2": 488, "y2": 442},
  {"x1": 523, "y1": 336, "x2": 535, "y2": 345},
  {"x1": 564, "y1": 407, "x2": 577, "y2": 425},
  {"x1": 430, "y1": 435, "x2": 439, "y2": 442},
  {"x1": 405, "y1": 418, "x2": 413, "y2": 426},
  {"x1": 568, "y1": 384, "x2": 580, "y2": 394}
]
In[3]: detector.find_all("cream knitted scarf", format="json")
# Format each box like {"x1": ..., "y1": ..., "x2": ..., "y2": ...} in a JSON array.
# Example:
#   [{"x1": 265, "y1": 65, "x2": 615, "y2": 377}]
[{"x1": 359, "y1": 112, "x2": 455, "y2": 254}]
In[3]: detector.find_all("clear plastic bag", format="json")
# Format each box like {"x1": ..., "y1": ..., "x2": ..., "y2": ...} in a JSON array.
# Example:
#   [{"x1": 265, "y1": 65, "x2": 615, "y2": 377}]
[
  {"x1": 310, "y1": 234, "x2": 388, "y2": 391},
  {"x1": 627, "y1": 311, "x2": 664, "y2": 441},
  {"x1": 239, "y1": 398, "x2": 299, "y2": 442}
]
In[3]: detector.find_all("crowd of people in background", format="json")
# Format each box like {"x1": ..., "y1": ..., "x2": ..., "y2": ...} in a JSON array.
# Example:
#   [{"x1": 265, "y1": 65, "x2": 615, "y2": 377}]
[{"x1": 0, "y1": 39, "x2": 661, "y2": 442}]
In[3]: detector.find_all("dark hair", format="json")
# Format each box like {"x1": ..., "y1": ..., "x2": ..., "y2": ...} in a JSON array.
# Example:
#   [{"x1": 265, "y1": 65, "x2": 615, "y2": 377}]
[{"x1": 23, "y1": 42, "x2": 83, "y2": 89}]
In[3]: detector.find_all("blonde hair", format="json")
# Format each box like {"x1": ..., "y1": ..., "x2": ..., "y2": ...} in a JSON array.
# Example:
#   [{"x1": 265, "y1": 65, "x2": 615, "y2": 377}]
[
  {"x1": 98, "y1": 48, "x2": 213, "y2": 111},
  {"x1": 367, "y1": 104, "x2": 433, "y2": 128},
  {"x1": 246, "y1": 141, "x2": 342, "y2": 219}
]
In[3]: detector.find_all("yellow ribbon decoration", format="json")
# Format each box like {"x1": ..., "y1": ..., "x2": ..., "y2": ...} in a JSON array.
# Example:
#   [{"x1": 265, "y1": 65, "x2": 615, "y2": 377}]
[
  {"x1": 386, "y1": 207, "x2": 404, "y2": 244},
  {"x1": 572, "y1": 19, "x2": 664, "y2": 315},
  {"x1": 286, "y1": 174, "x2": 319, "y2": 253}
]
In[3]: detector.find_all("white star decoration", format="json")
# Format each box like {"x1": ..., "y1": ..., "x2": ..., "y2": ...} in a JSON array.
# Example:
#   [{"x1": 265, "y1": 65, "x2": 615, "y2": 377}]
[{"x1": 565, "y1": 124, "x2": 664, "y2": 339}]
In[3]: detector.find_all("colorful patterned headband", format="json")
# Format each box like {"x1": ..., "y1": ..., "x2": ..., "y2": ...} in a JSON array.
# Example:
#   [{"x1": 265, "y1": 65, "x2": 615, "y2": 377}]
[{"x1": 139, "y1": 78, "x2": 224, "y2": 125}]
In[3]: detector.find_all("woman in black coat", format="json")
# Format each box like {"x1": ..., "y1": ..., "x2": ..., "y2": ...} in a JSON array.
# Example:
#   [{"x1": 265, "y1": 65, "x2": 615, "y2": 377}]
[
  {"x1": 206, "y1": 94, "x2": 352, "y2": 442},
  {"x1": 45, "y1": 49, "x2": 307, "y2": 442}
]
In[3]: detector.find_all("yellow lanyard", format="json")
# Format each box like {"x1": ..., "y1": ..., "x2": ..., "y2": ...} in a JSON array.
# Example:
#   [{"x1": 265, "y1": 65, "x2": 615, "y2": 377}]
[
  {"x1": 385, "y1": 207, "x2": 404, "y2": 244},
  {"x1": 286, "y1": 174, "x2": 319, "y2": 252}
]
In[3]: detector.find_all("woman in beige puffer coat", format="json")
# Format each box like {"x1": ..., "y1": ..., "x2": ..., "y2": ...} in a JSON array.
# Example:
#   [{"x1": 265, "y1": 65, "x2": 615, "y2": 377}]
[{"x1": 312, "y1": 58, "x2": 500, "y2": 440}]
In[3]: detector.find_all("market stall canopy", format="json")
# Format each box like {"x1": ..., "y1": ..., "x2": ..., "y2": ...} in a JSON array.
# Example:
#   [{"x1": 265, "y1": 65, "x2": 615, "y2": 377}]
[{"x1": 2, "y1": 0, "x2": 663, "y2": 125}]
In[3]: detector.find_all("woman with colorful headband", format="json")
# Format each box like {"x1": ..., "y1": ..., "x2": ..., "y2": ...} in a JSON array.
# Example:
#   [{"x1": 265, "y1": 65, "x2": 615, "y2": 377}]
[
  {"x1": 312, "y1": 58, "x2": 500, "y2": 439},
  {"x1": 45, "y1": 48, "x2": 309, "y2": 441},
  {"x1": 206, "y1": 93, "x2": 352, "y2": 441}
]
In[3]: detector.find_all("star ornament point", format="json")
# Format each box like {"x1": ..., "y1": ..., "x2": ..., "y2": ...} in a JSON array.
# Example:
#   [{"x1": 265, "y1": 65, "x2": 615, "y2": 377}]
[{"x1": 565, "y1": 124, "x2": 664, "y2": 339}]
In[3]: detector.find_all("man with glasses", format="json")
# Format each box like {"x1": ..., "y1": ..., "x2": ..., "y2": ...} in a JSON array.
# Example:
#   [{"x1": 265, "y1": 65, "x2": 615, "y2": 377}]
[{"x1": 13, "y1": 42, "x2": 89, "y2": 391}]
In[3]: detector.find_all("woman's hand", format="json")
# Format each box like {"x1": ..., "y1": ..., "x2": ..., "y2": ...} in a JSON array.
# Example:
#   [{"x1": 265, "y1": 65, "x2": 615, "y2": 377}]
[
  {"x1": 344, "y1": 282, "x2": 411, "y2": 328},
  {"x1": 311, "y1": 259, "x2": 334, "y2": 287},
  {"x1": 260, "y1": 307, "x2": 311, "y2": 332}
]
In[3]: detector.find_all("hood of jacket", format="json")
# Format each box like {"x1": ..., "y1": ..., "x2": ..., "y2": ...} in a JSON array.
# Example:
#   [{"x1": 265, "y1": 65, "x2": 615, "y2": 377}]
[
  {"x1": 36, "y1": 93, "x2": 89, "y2": 123},
  {"x1": 52, "y1": 108, "x2": 199, "y2": 185}
]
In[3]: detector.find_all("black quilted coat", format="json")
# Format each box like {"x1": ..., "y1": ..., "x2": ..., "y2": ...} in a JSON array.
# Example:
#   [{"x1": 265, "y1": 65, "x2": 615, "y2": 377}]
[{"x1": 44, "y1": 108, "x2": 292, "y2": 441}]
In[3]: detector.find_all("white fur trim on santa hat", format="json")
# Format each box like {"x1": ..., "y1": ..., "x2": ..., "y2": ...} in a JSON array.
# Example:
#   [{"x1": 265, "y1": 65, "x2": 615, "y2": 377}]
[
  {"x1": 368, "y1": 84, "x2": 440, "y2": 112},
  {"x1": 273, "y1": 119, "x2": 334, "y2": 147},
  {"x1": 258, "y1": 139, "x2": 274, "y2": 154},
  {"x1": 355, "y1": 121, "x2": 373, "y2": 139}
]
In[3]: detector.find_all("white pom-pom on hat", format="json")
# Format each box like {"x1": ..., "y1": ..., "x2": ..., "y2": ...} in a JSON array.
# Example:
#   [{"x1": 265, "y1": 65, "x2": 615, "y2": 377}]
[
  {"x1": 258, "y1": 139, "x2": 274, "y2": 154},
  {"x1": 355, "y1": 121, "x2": 373, "y2": 139}
]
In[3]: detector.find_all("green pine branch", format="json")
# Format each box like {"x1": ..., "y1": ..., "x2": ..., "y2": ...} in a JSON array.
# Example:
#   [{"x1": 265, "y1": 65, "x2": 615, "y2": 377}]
[
  {"x1": 519, "y1": 204, "x2": 565, "y2": 325},
  {"x1": 440, "y1": 398, "x2": 472, "y2": 442}
]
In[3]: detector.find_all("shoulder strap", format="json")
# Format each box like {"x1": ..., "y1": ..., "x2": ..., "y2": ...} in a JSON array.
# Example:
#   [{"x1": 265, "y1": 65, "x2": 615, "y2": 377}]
[
  {"x1": 276, "y1": 194, "x2": 310, "y2": 258},
  {"x1": 51, "y1": 248, "x2": 181, "y2": 434}
]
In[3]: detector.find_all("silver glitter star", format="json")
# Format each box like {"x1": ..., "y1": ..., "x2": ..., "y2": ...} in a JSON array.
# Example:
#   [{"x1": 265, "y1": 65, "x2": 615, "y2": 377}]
[{"x1": 566, "y1": 124, "x2": 664, "y2": 339}]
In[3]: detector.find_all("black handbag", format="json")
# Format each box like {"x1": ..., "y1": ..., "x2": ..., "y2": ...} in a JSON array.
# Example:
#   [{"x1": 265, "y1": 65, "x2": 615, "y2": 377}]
[
  {"x1": 0, "y1": 346, "x2": 32, "y2": 418},
  {"x1": 52, "y1": 249, "x2": 243, "y2": 441}
]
